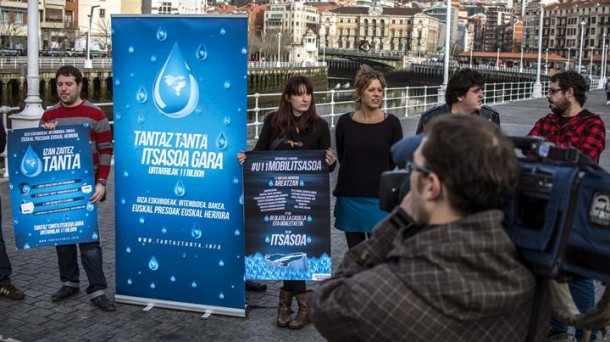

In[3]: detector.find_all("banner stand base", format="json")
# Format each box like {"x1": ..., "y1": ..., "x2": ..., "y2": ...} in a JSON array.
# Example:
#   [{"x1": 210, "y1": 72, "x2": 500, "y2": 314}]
[{"x1": 116, "y1": 294, "x2": 246, "y2": 318}]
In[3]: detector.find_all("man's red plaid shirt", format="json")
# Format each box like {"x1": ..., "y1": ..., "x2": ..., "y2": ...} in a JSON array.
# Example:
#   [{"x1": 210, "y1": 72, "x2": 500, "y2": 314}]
[{"x1": 528, "y1": 109, "x2": 606, "y2": 163}]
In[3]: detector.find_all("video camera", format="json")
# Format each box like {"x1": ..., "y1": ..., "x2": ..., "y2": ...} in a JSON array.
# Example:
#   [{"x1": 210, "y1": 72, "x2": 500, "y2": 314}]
[{"x1": 381, "y1": 136, "x2": 610, "y2": 283}]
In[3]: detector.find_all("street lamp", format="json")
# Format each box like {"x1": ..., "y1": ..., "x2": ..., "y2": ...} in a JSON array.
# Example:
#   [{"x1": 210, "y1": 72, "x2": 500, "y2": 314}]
[
  {"x1": 85, "y1": 5, "x2": 100, "y2": 69},
  {"x1": 469, "y1": 41, "x2": 473, "y2": 68},
  {"x1": 439, "y1": 0, "x2": 451, "y2": 102},
  {"x1": 519, "y1": 46, "x2": 524, "y2": 73},
  {"x1": 496, "y1": 48, "x2": 500, "y2": 70},
  {"x1": 566, "y1": 47, "x2": 571, "y2": 71},
  {"x1": 276, "y1": 31, "x2": 282, "y2": 67},
  {"x1": 532, "y1": 0, "x2": 545, "y2": 98},
  {"x1": 12, "y1": 0, "x2": 44, "y2": 125},
  {"x1": 589, "y1": 46, "x2": 594, "y2": 75},
  {"x1": 545, "y1": 48, "x2": 549, "y2": 75},
  {"x1": 598, "y1": 33, "x2": 607, "y2": 89},
  {"x1": 323, "y1": 22, "x2": 329, "y2": 64},
  {"x1": 578, "y1": 20, "x2": 585, "y2": 73}
]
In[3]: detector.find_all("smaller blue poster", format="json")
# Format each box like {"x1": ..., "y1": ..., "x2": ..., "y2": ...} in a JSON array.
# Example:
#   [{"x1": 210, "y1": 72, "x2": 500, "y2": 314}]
[
  {"x1": 243, "y1": 150, "x2": 331, "y2": 281},
  {"x1": 7, "y1": 124, "x2": 98, "y2": 250}
]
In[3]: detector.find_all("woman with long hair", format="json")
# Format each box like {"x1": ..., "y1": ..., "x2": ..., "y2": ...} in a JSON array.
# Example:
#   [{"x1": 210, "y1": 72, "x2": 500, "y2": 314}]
[
  {"x1": 238, "y1": 75, "x2": 336, "y2": 329},
  {"x1": 333, "y1": 65, "x2": 403, "y2": 249}
]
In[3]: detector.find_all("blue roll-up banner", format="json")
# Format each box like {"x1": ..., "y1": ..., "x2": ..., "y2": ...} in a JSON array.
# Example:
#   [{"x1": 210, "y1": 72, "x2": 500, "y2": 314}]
[
  {"x1": 112, "y1": 15, "x2": 247, "y2": 317},
  {"x1": 7, "y1": 124, "x2": 99, "y2": 250},
  {"x1": 243, "y1": 151, "x2": 331, "y2": 281}
]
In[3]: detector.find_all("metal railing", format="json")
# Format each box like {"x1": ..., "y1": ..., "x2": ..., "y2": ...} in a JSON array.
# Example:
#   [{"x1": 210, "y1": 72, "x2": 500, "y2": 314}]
[
  {"x1": 0, "y1": 81, "x2": 550, "y2": 145},
  {"x1": 248, "y1": 61, "x2": 327, "y2": 69},
  {"x1": 0, "y1": 57, "x2": 112, "y2": 70},
  {"x1": 246, "y1": 80, "x2": 551, "y2": 139}
]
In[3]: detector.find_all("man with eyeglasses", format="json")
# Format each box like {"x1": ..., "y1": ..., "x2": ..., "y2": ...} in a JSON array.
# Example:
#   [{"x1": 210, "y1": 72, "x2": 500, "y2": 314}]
[
  {"x1": 416, "y1": 68, "x2": 500, "y2": 134},
  {"x1": 310, "y1": 115, "x2": 540, "y2": 341},
  {"x1": 528, "y1": 70, "x2": 605, "y2": 342}
]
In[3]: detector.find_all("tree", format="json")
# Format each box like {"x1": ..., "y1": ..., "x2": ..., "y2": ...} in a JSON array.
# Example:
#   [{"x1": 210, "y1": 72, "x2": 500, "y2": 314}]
[
  {"x1": 94, "y1": 18, "x2": 112, "y2": 55},
  {"x1": 0, "y1": 11, "x2": 26, "y2": 50}
]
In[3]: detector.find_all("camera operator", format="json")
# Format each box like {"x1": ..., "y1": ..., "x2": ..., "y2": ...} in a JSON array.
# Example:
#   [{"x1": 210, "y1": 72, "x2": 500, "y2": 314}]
[
  {"x1": 528, "y1": 70, "x2": 606, "y2": 342},
  {"x1": 416, "y1": 68, "x2": 500, "y2": 134},
  {"x1": 309, "y1": 115, "x2": 541, "y2": 341}
]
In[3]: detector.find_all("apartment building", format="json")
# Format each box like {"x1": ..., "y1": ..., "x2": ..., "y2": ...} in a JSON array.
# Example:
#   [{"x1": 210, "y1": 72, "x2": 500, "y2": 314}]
[
  {"x1": 523, "y1": 0, "x2": 610, "y2": 65},
  {"x1": 264, "y1": 2, "x2": 319, "y2": 45}
]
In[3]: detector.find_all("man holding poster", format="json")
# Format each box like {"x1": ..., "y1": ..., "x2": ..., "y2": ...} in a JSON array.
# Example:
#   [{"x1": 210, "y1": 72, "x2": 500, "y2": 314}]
[{"x1": 40, "y1": 65, "x2": 115, "y2": 311}]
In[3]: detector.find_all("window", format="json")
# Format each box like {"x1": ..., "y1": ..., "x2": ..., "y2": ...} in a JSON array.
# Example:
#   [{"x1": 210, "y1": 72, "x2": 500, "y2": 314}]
[
  {"x1": 99, "y1": 9, "x2": 106, "y2": 18},
  {"x1": 45, "y1": 8, "x2": 62, "y2": 23},
  {"x1": 159, "y1": 2, "x2": 172, "y2": 14},
  {"x1": 65, "y1": 11, "x2": 73, "y2": 26}
]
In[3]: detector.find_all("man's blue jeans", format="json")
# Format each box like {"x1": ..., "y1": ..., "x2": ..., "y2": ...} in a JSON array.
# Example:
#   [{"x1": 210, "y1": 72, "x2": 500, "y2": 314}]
[
  {"x1": 56, "y1": 241, "x2": 108, "y2": 296},
  {"x1": 0, "y1": 200, "x2": 14, "y2": 287},
  {"x1": 549, "y1": 278, "x2": 597, "y2": 341}
]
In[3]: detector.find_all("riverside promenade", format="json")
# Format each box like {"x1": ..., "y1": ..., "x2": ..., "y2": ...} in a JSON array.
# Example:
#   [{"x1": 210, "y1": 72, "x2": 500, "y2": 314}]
[{"x1": 1, "y1": 90, "x2": 609, "y2": 341}]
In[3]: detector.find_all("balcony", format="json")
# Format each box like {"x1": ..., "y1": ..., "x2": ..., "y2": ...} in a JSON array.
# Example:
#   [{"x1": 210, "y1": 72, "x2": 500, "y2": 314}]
[{"x1": 44, "y1": 0, "x2": 65, "y2": 7}]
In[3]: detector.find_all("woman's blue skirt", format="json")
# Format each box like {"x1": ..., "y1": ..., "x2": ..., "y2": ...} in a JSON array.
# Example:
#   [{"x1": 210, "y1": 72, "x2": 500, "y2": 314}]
[{"x1": 334, "y1": 196, "x2": 389, "y2": 233}]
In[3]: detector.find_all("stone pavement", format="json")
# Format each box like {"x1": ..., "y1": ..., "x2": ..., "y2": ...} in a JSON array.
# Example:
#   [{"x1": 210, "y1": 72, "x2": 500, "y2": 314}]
[{"x1": 1, "y1": 90, "x2": 610, "y2": 341}]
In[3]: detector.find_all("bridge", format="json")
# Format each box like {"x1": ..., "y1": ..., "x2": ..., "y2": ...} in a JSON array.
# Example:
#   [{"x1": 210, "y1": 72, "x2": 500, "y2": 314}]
[{"x1": 324, "y1": 48, "x2": 405, "y2": 69}]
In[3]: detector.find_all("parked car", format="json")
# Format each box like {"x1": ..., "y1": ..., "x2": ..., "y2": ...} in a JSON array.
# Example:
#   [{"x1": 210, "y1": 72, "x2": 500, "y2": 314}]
[
  {"x1": 67, "y1": 49, "x2": 85, "y2": 57},
  {"x1": 0, "y1": 48, "x2": 23, "y2": 56},
  {"x1": 89, "y1": 49, "x2": 108, "y2": 58}
]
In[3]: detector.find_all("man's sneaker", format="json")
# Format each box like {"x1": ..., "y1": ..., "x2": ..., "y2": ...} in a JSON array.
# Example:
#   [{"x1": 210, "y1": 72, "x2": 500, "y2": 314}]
[
  {"x1": 91, "y1": 294, "x2": 116, "y2": 311},
  {"x1": 0, "y1": 284, "x2": 25, "y2": 300},
  {"x1": 51, "y1": 285, "x2": 79, "y2": 302}
]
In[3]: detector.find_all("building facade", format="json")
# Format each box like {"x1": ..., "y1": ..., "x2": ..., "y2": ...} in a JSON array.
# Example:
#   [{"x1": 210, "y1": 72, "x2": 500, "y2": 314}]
[
  {"x1": 522, "y1": 0, "x2": 609, "y2": 69},
  {"x1": 321, "y1": 7, "x2": 440, "y2": 56},
  {"x1": 0, "y1": 0, "x2": 27, "y2": 51}
]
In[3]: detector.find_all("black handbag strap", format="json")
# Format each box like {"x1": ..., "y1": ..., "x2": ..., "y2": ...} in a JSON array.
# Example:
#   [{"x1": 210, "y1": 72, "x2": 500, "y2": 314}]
[{"x1": 270, "y1": 136, "x2": 284, "y2": 151}]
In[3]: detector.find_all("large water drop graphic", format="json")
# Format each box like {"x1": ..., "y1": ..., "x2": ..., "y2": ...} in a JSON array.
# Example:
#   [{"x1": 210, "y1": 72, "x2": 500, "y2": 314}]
[
  {"x1": 20, "y1": 146, "x2": 43, "y2": 177},
  {"x1": 174, "y1": 180, "x2": 186, "y2": 197},
  {"x1": 127, "y1": 279, "x2": 133, "y2": 285},
  {"x1": 156, "y1": 25, "x2": 167, "y2": 41},
  {"x1": 191, "y1": 224, "x2": 202, "y2": 239},
  {"x1": 153, "y1": 42, "x2": 199, "y2": 118},
  {"x1": 92, "y1": 232, "x2": 99, "y2": 240},
  {"x1": 149, "y1": 256, "x2": 159, "y2": 271},
  {"x1": 170, "y1": 275, "x2": 176, "y2": 282},
  {"x1": 196, "y1": 44, "x2": 207, "y2": 61},
  {"x1": 136, "y1": 86, "x2": 148, "y2": 103}
]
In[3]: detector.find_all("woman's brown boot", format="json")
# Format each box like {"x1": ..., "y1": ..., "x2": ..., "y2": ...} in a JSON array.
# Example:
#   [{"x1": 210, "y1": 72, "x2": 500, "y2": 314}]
[
  {"x1": 277, "y1": 288, "x2": 293, "y2": 327},
  {"x1": 288, "y1": 292, "x2": 310, "y2": 330}
]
